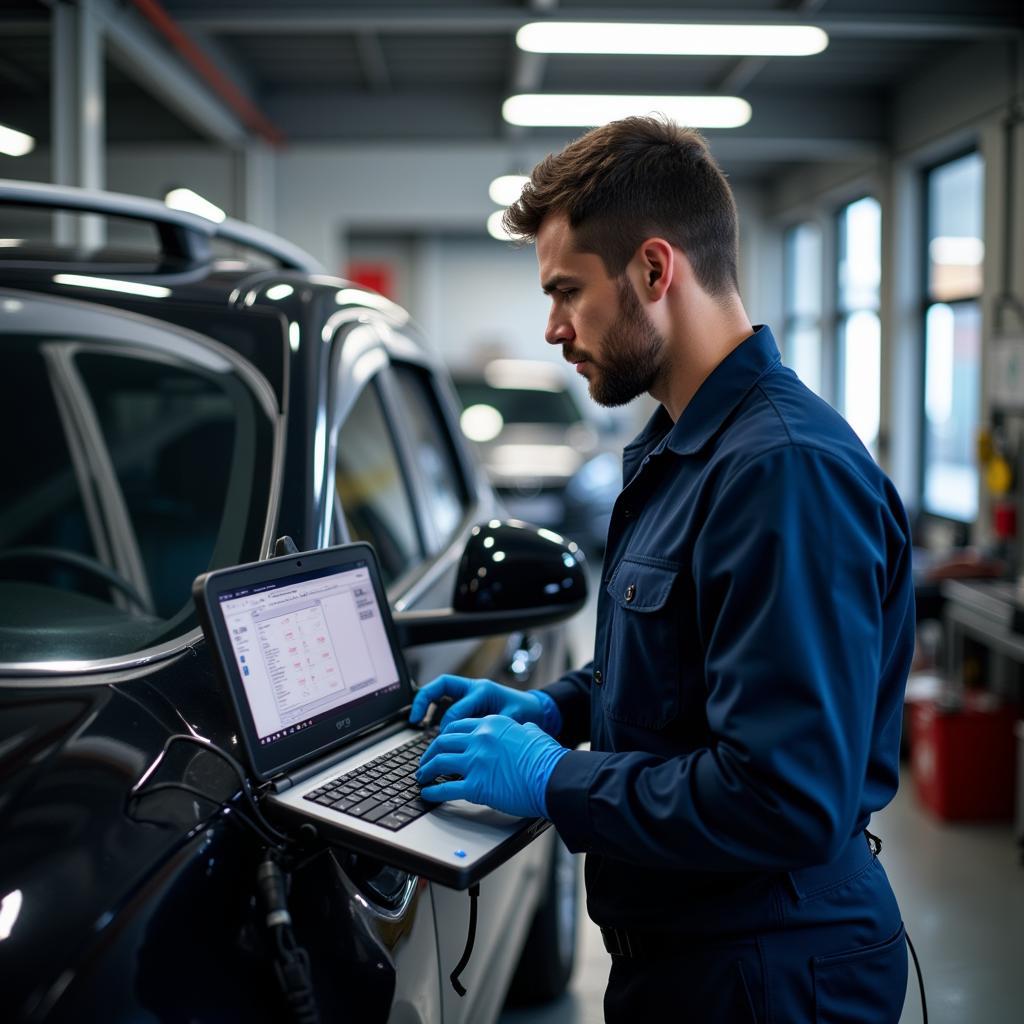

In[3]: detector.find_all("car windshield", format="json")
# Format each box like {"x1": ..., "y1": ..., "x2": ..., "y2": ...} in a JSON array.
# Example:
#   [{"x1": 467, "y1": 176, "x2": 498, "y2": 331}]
[
  {"x1": 453, "y1": 380, "x2": 582, "y2": 426},
  {"x1": 0, "y1": 318, "x2": 276, "y2": 667}
]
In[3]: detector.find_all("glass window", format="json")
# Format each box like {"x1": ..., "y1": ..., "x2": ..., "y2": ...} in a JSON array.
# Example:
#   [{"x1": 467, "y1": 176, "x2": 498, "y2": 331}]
[
  {"x1": 334, "y1": 380, "x2": 423, "y2": 586},
  {"x1": 392, "y1": 364, "x2": 469, "y2": 548},
  {"x1": 782, "y1": 222, "x2": 823, "y2": 394},
  {"x1": 923, "y1": 152, "x2": 984, "y2": 521},
  {"x1": 0, "y1": 331, "x2": 274, "y2": 663},
  {"x1": 836, "y1": 196, "x2": 882, "y2": 455}
]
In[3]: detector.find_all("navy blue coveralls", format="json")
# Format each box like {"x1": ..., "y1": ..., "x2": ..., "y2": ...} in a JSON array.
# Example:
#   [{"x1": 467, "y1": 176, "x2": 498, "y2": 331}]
[{"x1": 543, "y1": 326, "x2": 914, "y2": 1021}]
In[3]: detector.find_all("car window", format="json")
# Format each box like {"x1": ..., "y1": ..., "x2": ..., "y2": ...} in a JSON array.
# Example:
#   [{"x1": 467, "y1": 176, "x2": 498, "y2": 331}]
[
  {"x1": 391, "y1": 363, "x2": 469, "y2": 549},
  {"x1": 334, "y1": 379, "x2": 423, "y2": 586},
  {"x1": 0, "y1": 334, "x2": 275, "y2": 665}
]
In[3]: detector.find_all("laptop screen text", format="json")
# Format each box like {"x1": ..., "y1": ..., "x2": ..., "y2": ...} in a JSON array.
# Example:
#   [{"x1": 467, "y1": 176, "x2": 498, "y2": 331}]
[{"x1": 218, "y1": 561, "x2": 401, "y2": 744}]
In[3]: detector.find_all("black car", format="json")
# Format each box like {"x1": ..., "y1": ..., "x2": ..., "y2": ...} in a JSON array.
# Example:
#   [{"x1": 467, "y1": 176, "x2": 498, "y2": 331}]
[{"x1": 0, "y1": 181, "x2": 584, "y2": 1023}]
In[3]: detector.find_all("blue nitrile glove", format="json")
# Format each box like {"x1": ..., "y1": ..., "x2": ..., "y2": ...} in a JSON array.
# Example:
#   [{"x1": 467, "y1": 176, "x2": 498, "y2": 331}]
[
  {"x1": 409, "y1": 675, "x2": 562, "y2": 736},
  {"x1": 416, "y1": 715, "x2": 569, "y2": 819}
]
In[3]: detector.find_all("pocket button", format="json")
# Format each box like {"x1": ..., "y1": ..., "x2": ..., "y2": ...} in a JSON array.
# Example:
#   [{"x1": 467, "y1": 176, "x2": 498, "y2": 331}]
[
  {"x1": 624, "y1": 583, "x2": 637, "y2": 603},
  {"x1": 594, "y1": 669, "x2": 603, "y2": 685}
]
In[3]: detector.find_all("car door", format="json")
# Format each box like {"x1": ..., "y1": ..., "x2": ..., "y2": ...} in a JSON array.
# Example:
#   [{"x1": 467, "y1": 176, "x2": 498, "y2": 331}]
[
  {"x1": 0, "y1": 290, "x2": 293, "y2": 1023},
  {"x1": 327, "y1": 324, "x2": 565, "y2": 1022}
]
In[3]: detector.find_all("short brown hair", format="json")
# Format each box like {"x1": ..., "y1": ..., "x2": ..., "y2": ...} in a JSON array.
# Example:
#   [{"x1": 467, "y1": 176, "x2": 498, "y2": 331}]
[{"x1": 504, "y1": 115, "x2": 739, "y2": 297}]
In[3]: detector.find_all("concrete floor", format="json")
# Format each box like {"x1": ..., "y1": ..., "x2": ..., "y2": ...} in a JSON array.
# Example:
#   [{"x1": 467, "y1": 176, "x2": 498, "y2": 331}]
[{"x1": 499, "y1": 565, "x2": 1024, "y2": 1023}]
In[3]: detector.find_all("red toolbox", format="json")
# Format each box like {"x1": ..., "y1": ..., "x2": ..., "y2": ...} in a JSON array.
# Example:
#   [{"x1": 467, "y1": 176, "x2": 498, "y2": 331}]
[{"x1": 909, "y1": 695, "x2": 1018, "y2": 821}]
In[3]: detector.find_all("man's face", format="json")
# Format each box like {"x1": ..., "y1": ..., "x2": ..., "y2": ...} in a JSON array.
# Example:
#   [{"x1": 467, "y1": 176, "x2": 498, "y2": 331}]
[{"x1": 536, "y1": 213, "x2": 667, "y2": 407}]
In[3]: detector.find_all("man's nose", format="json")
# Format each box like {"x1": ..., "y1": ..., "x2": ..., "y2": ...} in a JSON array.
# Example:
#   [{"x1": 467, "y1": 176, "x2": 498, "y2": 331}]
[{"x1": 545, "y1": 310, "x2": 574, "y2": 346}]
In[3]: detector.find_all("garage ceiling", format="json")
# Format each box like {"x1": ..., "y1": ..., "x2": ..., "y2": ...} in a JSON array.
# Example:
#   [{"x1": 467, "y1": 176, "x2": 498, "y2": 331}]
[{"x1": 1, "y1": 0, "x2": 1021, "y2": 184}]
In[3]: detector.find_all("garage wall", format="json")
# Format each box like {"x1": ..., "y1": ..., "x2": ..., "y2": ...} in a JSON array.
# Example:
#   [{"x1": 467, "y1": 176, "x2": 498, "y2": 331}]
[{"x1": 762, "y1": 39, "x2": 1024, "y2": 536}]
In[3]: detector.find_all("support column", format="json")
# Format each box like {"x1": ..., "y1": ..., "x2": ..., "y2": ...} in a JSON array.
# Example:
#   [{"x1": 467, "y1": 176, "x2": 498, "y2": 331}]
[
  {"x1": 51, "y1": 0, "x2": 105, "y2": 247},
  {"x1": 237, "y1": 139, "x2": 276, "y2": 232}
]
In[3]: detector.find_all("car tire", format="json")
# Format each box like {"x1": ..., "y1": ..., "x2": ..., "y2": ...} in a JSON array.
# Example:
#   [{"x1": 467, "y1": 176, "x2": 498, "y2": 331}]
[{"x1": 505, "y1": 834, "x2": 578, "y2": 1005}]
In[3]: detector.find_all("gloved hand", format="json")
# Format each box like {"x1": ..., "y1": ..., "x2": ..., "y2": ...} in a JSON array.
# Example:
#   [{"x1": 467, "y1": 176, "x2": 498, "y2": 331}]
[
  {"x1": 409, "y1": 675, "x2": 562, "y2": 736},
  {"x1": 416, "y1": 715, "x2": 569, "y2": 819}
]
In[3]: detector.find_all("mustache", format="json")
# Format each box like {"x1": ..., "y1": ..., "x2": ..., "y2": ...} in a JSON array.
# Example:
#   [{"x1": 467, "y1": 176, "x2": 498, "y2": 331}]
[{"x1": 563, "y1": 347, "x2": 592, "y2": 365}]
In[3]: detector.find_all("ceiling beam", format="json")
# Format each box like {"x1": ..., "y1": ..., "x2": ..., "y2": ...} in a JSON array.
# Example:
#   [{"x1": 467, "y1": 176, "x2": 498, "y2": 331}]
[
  {"x1": 263, "y1": 86, "x2": 887, "y2": 160},
  {"x1": 185, "y1": 25, "x2": 259, "y2": 101},
  {"x1": 712, "y1": 56, "x2": 770, "y2": 95},
  {"x1": 0, "y1": 53, "x2": 42, "y2": 94},
  {"x1": 711, "y1": 0, "x2": 829, "y2": 95},
  {"x1": 168, "y1": 8, "x2": 1021, "y2": 40},
  {"x1": 505, "y1": 0, "x2": 558, "y2": 139},
  {"x1": 355, "y1": 31, "x2": 391, "y2": 92},
  {"x1": 103, "y1": 4, "x2": 247, "y2": 146}
]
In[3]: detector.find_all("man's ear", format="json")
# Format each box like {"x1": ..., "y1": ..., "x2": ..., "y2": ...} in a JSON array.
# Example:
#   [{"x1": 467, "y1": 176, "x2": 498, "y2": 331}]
[{"x1": 635, "y1": 238, "x2": 674, "y2": 301}]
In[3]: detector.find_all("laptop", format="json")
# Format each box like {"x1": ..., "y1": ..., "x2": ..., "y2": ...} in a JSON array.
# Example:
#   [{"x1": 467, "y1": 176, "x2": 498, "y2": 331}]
[{"x1": 193, "y1": 541, "x2": 549, "y2": 890}]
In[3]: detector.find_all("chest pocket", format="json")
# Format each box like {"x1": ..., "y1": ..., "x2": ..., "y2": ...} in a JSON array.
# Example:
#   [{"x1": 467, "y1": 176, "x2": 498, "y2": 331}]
[{"x1": 601, "y1": 557, "x2": 681, "y2": 729}]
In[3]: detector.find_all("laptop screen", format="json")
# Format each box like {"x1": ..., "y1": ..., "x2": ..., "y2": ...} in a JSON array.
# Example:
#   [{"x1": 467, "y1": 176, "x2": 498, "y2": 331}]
[
  {"x1": 218, "y1": 560, "x2": 402, "y2": 745},
  {"x1": 195, "y1": 542, "x2": 413, "y2": 782}
]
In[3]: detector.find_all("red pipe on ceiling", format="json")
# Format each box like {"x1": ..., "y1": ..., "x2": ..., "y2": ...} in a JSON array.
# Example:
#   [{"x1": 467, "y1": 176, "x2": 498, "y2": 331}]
[{"x1": 128, "y1": 0, "x2": 285, "y2": 148}]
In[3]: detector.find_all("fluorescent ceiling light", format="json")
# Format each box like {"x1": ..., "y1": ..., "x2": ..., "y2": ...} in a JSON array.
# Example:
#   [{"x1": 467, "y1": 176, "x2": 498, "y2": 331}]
[
  {"x1": 265, "y1": 283, "x2": 294, "y2": 300},
  {"x1": 0, "y1": 239, "x2": 23, "y2": 248},
  {"x1": 164, "y1": 187, "x2": 226, "y2": 224},
  {"x1": 53, "y1": 273, "x2": 171, "y2": 298},
  {"x1": 0, "y1": 123, "x2": 35, "y2": 157},
  {"x1": 503, "y1": 94, "x2": 751, "y2": 129},
  {"x1": 517, "y1": 22, "x2": 828, "y2": 57},
  {"x1": 487, "y1": 210, "x2": 516, "y2": 241},
  {"x1": 489, "y1": 174, "x2": 530, "y2": 206}
]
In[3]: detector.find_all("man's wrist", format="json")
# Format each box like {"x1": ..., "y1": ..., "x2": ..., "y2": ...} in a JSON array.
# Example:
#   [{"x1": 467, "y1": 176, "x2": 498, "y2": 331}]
[
  {"x1": 530, "y1": 690, "x2": 563, "y2": 737},
  {"x1": 537, "y1": 744, "x2": 570, "y2": 819}
]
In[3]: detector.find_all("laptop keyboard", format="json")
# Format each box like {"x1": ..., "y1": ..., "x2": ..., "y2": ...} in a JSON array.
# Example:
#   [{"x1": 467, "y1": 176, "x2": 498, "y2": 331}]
[{"x1": 302, "y1": 728, "x2": 446, "y2": 831}]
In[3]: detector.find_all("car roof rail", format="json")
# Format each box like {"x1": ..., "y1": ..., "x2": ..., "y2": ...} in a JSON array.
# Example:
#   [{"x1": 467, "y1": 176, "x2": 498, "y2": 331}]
[{"x1": 0, "y1": 178, "x2": 323, "y2": 274}]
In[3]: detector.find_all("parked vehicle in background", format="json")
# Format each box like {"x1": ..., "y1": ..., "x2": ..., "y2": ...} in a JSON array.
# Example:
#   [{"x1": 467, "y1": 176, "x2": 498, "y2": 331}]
[
  {"x1": 452, "y1": 359, "x2": 621, "y2": 555},
  {"x1": 0, "y1": 181, "x2": 581, "y2": 1024}
]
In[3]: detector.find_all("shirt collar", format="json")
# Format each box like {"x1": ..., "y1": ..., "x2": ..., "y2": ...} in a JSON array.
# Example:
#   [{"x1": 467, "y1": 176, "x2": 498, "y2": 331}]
[{"x1": 634, "y1": 324, "x2": 780, "y2": 457}]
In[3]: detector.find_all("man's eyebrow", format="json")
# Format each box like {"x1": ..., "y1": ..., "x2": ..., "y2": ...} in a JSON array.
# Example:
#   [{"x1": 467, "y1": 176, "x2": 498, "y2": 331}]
[{"x1": 541, "y1": 274, "x2": 577, "y2": 295}]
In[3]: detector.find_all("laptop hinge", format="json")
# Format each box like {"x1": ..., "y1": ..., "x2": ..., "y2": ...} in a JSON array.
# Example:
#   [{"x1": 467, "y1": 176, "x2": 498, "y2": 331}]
[{"x1": 269, "y1": 719, "x2": 411, "y2": 794}]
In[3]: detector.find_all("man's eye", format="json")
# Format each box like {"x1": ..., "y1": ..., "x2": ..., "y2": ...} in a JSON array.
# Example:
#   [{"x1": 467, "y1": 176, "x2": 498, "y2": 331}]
[{"x1": 560, "y1": 288, "x2": 578, "y2": 298}]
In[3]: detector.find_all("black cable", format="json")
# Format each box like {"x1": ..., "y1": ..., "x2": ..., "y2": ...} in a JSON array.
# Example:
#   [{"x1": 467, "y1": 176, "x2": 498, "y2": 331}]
[
  {"x1": 127, "y1": 779, "x2": 288, "y2": 849},
  {"x1": 906, "y1": 928, "x2": 928, "y2": 1024},
  {"x1": 449, "y1": 882, "x2": 480, "y2": 997},
  {"x1": 258, "y1": 853, "x2": 321, "y2": 1024},
  {"x1": 130, "y1": 732, "x2": 292, "y2": 846}
]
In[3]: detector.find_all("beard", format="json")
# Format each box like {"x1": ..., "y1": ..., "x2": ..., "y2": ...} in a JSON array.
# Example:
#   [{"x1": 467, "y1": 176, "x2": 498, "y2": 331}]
[{"x1": 575, "y1": 278, "x2": 668, "y2": 407}]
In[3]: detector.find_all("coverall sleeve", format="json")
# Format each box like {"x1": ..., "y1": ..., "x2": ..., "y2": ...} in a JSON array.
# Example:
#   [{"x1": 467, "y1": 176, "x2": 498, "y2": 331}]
[
  {"x1": 542, "y1": 661, "x2": 594, "y2": 748},
  {"x1": 545, "y1": 445, "x2": 908, "y2": 871}
]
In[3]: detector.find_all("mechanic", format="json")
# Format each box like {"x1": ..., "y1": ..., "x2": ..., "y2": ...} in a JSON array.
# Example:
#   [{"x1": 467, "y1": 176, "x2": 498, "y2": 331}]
[{"x1": 413, "y1": 116, "x2": 914, "y2": 1021}]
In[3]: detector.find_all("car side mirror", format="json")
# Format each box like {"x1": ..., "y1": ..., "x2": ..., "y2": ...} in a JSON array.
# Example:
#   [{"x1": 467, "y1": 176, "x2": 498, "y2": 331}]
[{"x1": 392, "y1": 520, "x2": 587, "y2": 647}]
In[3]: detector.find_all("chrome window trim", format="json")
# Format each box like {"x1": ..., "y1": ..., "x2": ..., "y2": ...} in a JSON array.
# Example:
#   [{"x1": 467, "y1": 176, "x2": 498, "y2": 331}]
[
  {"x1": 41, "y1": 342, "x2": 155, "y2": 609},
  {"x1": 0, "y1": 626, "x2": 206, "y2": 680},
  {"x1": 0, "y1": 288, "x2": 285, "y2": 678},
  {"x1": 390, "y1": 519, "x2": 472, "y2": 613},
  {"x1": 318, "y1": 314, "x2": 465, "y2": 548},
  {"x1": 317, "y1": 313, "x2": 387, "y2": 549},
  {"x1": 42, "y1": 352, "x2": 119, "y2": 585}
]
